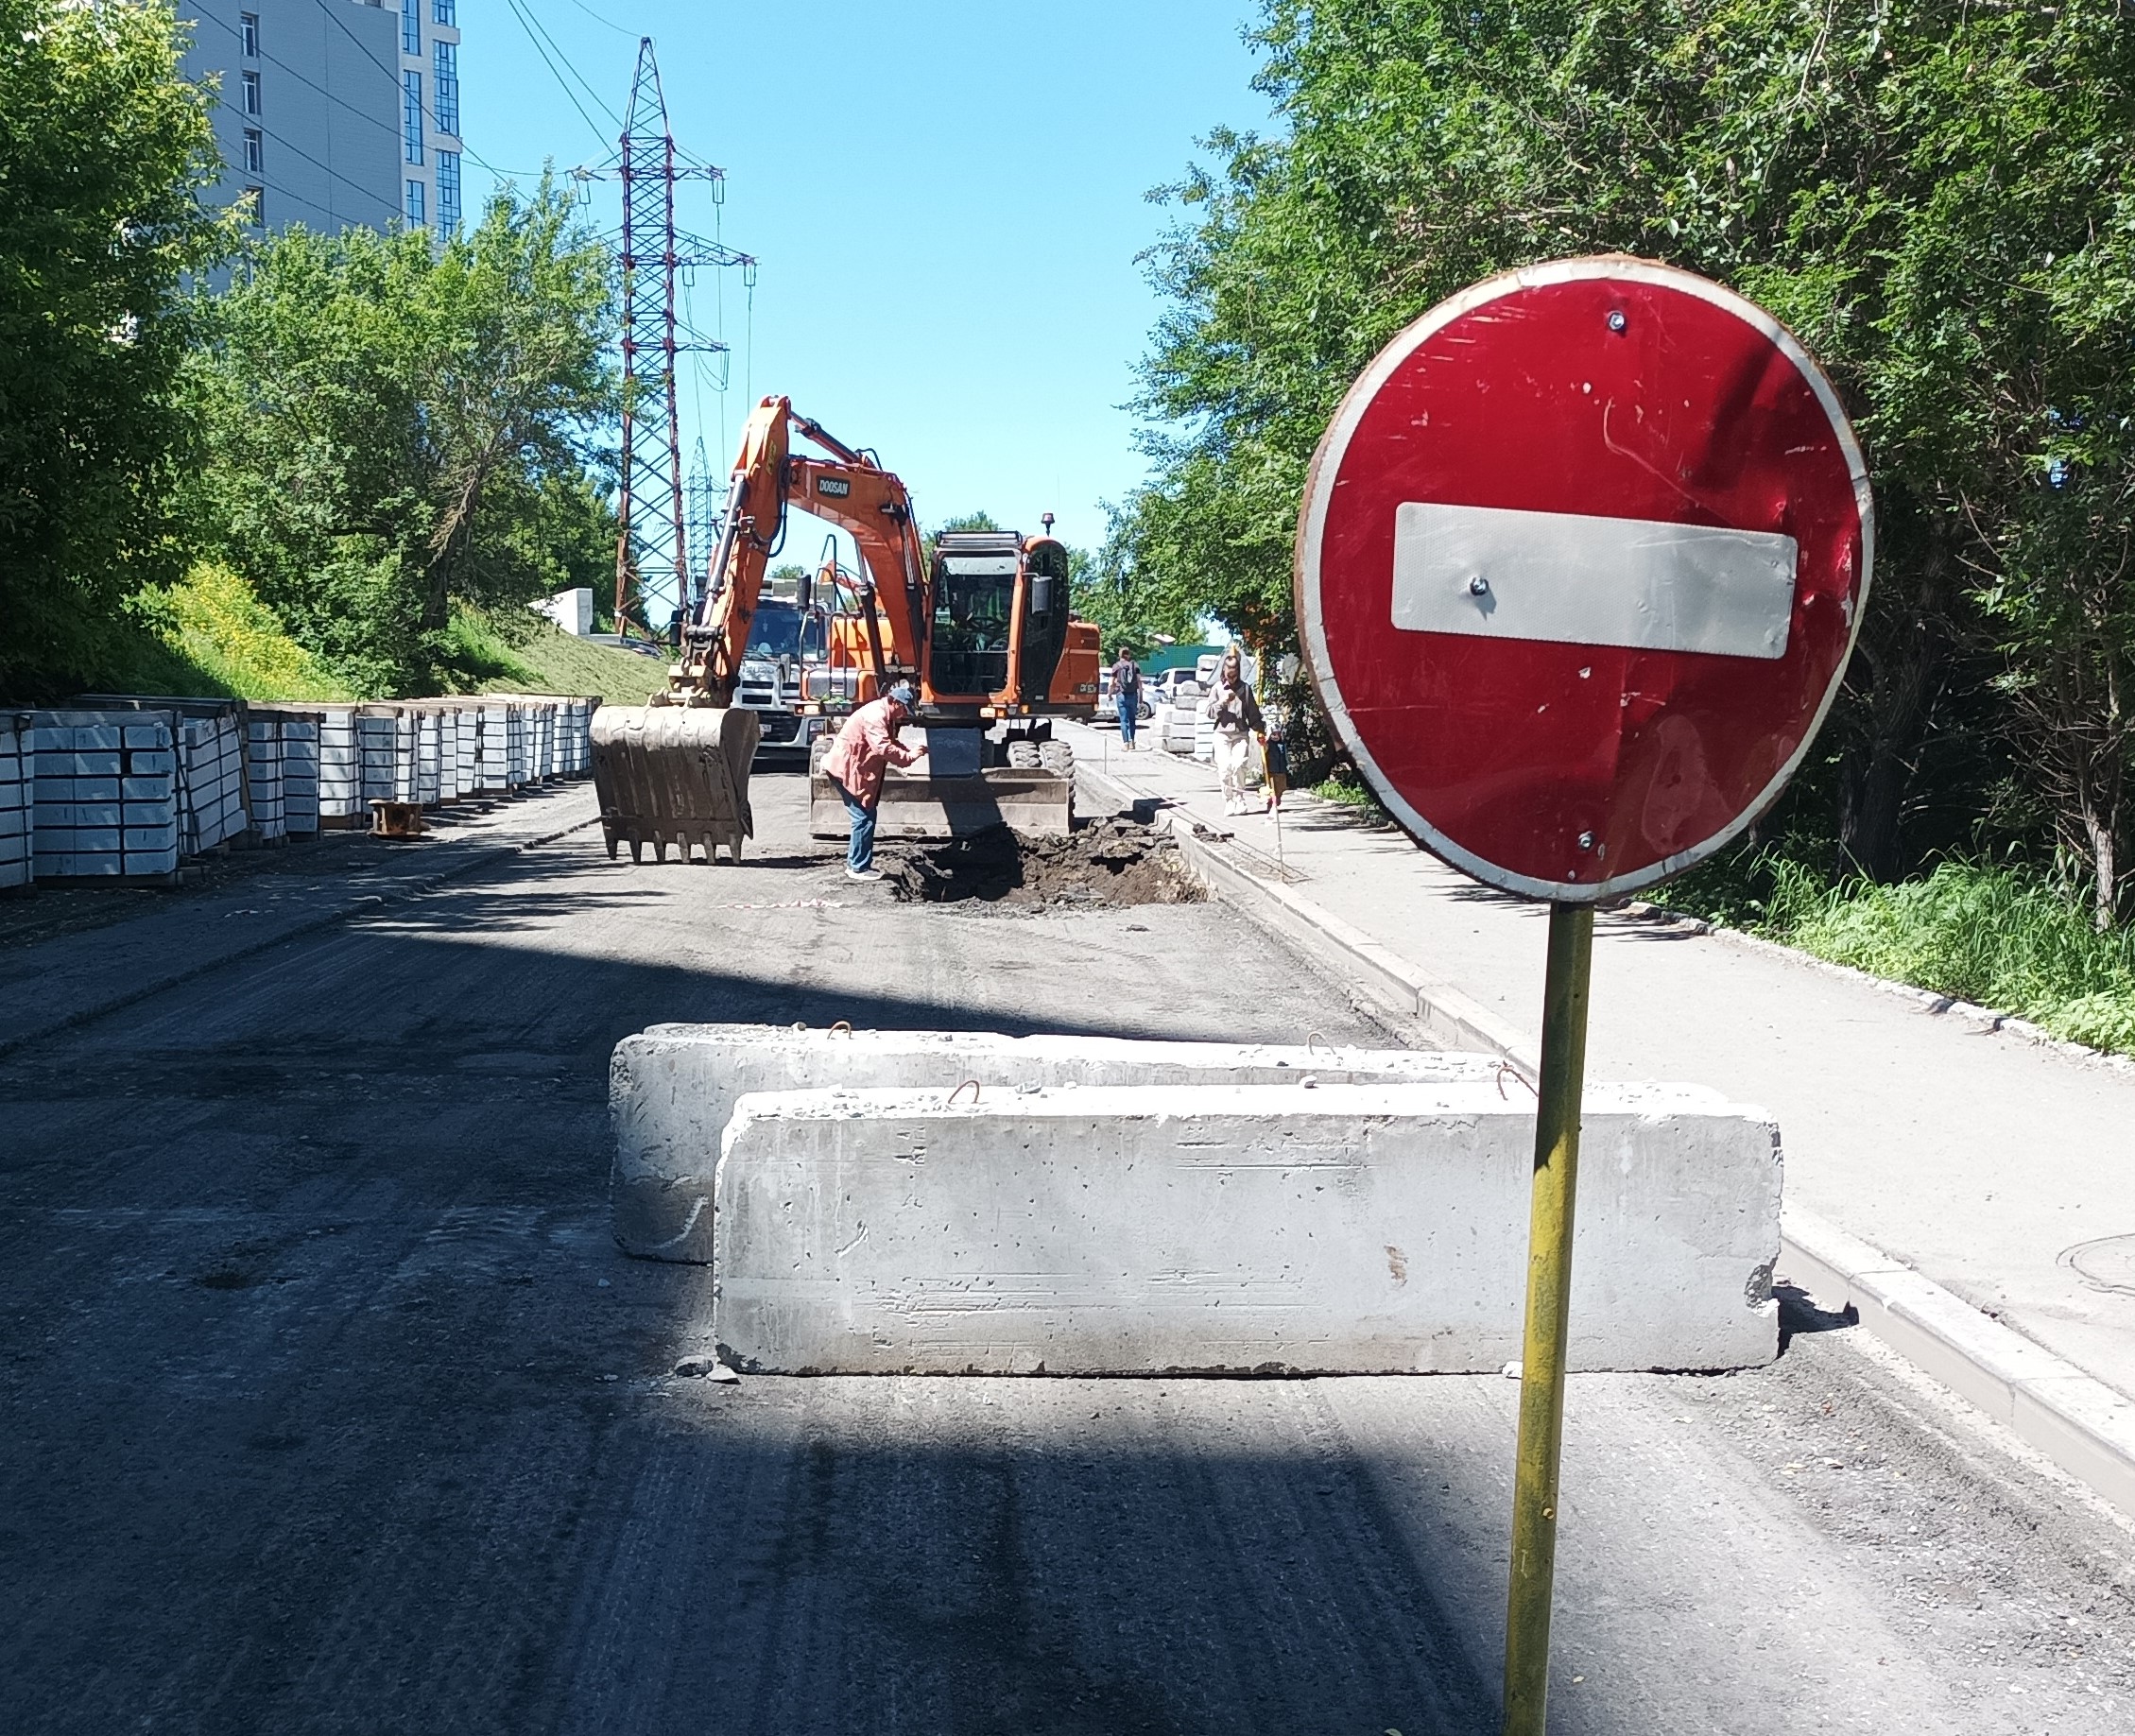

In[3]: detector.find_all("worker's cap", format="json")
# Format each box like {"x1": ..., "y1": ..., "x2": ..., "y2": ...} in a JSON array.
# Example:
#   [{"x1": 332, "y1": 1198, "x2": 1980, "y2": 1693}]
[{"x1": 886, "y1": 680, "x2": 918, "y2": 707}]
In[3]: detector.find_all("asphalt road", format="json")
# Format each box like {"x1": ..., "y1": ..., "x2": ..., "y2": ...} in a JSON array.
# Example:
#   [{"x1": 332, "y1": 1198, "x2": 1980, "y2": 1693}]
[{"x1": 2, "y1": 764, "x2": 2130, "y2": 1734}]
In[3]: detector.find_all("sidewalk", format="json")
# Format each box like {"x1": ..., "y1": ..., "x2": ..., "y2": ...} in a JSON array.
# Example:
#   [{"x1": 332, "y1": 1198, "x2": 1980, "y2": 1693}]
[{"x1": 1068, "y1": 722, "x2": 2135, "y2": 1431}]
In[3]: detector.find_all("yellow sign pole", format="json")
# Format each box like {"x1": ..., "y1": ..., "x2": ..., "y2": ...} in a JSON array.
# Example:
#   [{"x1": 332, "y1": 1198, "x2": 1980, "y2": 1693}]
[{"x1": 1501, "y1": 901, "x2": 1595, "y2": 1736}]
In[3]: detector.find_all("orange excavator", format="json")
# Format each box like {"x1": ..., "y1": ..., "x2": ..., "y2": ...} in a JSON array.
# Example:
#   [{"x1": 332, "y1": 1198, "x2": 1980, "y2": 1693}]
[{"x1": 590, "y1": 397, "x2": 1101, "y2": 862}]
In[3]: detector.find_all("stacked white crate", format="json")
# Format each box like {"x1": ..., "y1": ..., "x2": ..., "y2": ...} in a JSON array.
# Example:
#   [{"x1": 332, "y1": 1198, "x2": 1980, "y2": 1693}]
[
  {"x1": 274, "y1": 712, "x2": 321, "y2": 834},
  {"x1": 0, "y1": 713, "x2": 30, "y2": 889},
  {"x1": 30, "y1": 711, "x2": 180, "y2": 880},
  {"x1": 476, "y1": 703, "x2": 511, "y2": 795},
  {"x1": 176, "y1": 713, "x2": 247, "y2": 854},
  {"x1": 245, "y1": 714, "x2": 285, "y2": 842},
  {"x1": 507, "y1": 703, "x2": 531, "y2": 788},
  {"x1": 415, "y1": 708, "x2": 443, "y2": 805},
  {"x1": 318, "y1": 706, "x2": 363, "y2": 825},
  {"x1": 451, "y1": 704, "x2": 480, "y2": 799},
  {"x1": 357, "y1": 708, "x2": 399, "y2": 806},
  {"x1": 533, "y1": 702, "x2": 556, "y2": 782},
  {"x1": 1194, "y1": 706, "x2": 1216, "y2": 764},
  {"x1": 573, "y1": 698, "x2": 596, "y2": 772}
]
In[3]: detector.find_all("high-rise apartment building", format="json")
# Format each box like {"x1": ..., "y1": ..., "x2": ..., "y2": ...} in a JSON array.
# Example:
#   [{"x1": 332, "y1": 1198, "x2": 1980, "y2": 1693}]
[{"x1": 178, "y1": 1, "x2": 465, "y2": 237}]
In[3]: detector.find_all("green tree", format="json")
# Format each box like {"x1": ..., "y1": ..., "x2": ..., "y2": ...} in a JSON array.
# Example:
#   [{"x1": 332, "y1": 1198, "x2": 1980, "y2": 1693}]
[
  {"x1": 0, "y1": 0, "x2": 230, "y2": 696},
  {"x1": 183, "y1": 178, "x2": 616, "y2": 695},
  {"x1": 1127, "y1": 0, "x2": 2135, "y2": 904}
]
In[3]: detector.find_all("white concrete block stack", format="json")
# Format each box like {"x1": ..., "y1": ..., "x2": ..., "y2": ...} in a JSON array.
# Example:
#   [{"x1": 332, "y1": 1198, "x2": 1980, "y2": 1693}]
[
  {"x1": 415, "y1": 709, "x2": 443, "y2": 805},
  {"x1": 245, "y1": 715, "x2": 285, "y2": 842},
  {"x1": 29, "y1": 711, "x2": 180, "y2": 881},
  {"x1": 0, "y1": 713, "x2": 31, "y2": 890},
  {"x1": 273, "y1": 713, "x2": 321, "y2": 835},
  {"x1": 507, "y1": 702, "x2": 532, "y2": 787},
  {"x1": 1193, "y1": 707, "x2": 1216, "y2": 763},
  {"x1": 176, "y1": 713, "x2": 247, "y2": 854},
  {"x1": 534, "y1": 703, "x2": 556, "y2": 782},
  {"x1": 475, "y1": 702, "x2": 510, "y2": 795},
  {"x1": 317, "y1": 706, "x2": 363, "y2": 825},
  {"x1": 565, "y1": 699, "x2": 594, "y2": 773},
  {"x1": 356, "y1": 708, "x2": 399, "y2": 805},
  {"x1": 450, "y1": 705, "x2": 479, "y2": 799}
]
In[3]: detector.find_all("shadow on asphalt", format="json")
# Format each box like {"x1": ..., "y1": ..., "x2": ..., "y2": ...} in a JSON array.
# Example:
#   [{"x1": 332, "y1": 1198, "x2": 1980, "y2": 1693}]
[{"x1": 0, "y1": 827, "x2": 1517, "y2": 1735}]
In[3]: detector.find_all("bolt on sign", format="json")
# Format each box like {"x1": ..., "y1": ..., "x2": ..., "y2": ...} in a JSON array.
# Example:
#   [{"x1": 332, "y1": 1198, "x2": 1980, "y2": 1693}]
[
  {"x1": 1294, "y1": 255, "x2": 1871, "y2": 1736},
  {"x1": 1297, "y1": 255, "x2": 1872, "y2": 901}
]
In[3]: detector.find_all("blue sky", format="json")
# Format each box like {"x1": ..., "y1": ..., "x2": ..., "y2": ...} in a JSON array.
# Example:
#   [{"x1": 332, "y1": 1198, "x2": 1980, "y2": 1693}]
[{"x1": 459, "y1": 1, "x2": 1272, "y2": 559}]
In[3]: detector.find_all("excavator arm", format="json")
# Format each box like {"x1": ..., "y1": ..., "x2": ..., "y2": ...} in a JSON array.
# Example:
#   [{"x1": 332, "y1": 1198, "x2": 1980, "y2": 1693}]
[{"x1": 672, "y1": 397, "x2": 926, "y2": 706}]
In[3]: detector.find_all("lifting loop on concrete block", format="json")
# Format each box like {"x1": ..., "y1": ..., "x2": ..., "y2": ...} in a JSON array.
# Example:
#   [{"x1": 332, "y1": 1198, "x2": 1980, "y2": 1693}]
[
  {"x1": 946, "y1": 1078, "x2": 980, "y2": 1106},
  {"x1": 829, "y1": 1020, "x2": 852, "y2": 1037},
  {"x1": 1306, "y1": 1029, "x2": 1333, "y2": 1058}
]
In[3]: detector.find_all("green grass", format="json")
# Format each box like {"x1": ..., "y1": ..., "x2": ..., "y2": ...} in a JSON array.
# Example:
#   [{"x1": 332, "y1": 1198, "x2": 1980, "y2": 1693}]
[
  {"x1": 1312, "y1": 770, "x2": 1387, "y2": 815},
  {"x1": 1676, "y1": 855, "x2": 2135, "y2": 1055},
  {"x1": 436, "y1": 610, "x2": 667, "y2": 707}
]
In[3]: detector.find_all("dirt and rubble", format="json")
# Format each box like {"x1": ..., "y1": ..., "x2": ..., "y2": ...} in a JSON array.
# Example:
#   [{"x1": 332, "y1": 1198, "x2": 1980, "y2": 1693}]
[{"x1": 881, "y1": 815, "x2": 1204, "y2": 908}]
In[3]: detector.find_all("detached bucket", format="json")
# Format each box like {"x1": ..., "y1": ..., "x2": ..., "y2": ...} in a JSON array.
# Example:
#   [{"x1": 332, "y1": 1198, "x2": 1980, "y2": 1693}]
[{"x1": 592, "y1": 705, "x2": 761, "y2": 864}]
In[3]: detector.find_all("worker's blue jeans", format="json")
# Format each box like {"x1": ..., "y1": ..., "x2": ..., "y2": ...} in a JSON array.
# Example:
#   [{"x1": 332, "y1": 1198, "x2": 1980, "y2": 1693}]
[
  {"x1": 831, "y1": 775, "x2": 876, "y2": 871},
  {"x1": 1117, "y1": 695, "x2": 1138, "y2": 747}
]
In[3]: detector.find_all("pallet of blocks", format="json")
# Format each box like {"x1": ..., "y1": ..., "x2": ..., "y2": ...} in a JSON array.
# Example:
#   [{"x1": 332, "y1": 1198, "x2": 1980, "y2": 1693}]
[
  {"x1": 245, "y1": 713, "x2": 285, "y2": 842},
  {"x1": 257, "y1": 709, "x2": 323, "y2": 836},
  {"x1": 313, "y1": 706, "x2": 364, "y2": 828},
  {"x1": 177, "y1": 711, "x2": 248, "y2": 853},
  {"x1": 27, "y1": 710, "x2": 181, "y2": 882},
  {"x1": 0, "y1": 713, "x2": 30, "y2": 890}
]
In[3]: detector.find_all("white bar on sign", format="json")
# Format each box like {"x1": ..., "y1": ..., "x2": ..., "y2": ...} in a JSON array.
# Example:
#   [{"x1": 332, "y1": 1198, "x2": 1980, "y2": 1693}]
[{"x1": 1390, "y1": 502, "x2": 1798, "y2": 660}]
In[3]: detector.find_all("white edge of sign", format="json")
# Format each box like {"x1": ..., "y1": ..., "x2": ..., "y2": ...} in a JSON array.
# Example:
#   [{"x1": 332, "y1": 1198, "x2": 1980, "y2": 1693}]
[{"x1": 1294, "y1": 253, "x2": 1876, "y2": 904}]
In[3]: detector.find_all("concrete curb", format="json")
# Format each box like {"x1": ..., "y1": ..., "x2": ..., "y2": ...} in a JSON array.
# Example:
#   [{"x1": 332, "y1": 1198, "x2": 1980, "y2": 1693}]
[
  {"x1": 1080, "y1": 759, "x2": 2135, "y2": 1521},
  {"x1": 0, "y1": 799, "x2": 600, "y2": 1059},
  {"x1": 1781, "y1": 1208, "x2": 2135, "y2": 1520}
]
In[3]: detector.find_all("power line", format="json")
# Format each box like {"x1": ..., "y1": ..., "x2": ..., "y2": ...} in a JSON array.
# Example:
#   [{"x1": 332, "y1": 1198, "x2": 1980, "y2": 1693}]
[
  {"x1": 559, "y1": 0, "x2": 639, "y2": 39},
  {"x1": 504, "y1": 0, "x2": 622, "y2": 140}
]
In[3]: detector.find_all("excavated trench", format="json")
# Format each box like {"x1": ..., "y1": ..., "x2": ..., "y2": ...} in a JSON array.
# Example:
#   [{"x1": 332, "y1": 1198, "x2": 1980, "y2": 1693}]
[{"x1": 883, "y1": 816, "x2": 1204, "y2": 908}]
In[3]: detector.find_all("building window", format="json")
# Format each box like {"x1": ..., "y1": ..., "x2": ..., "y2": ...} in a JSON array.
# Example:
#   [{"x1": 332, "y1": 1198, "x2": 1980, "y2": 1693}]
[
  {"x1": 433, "y1": 41, "x2": 458, "y2": 136},
  {"x1": 433, "y1": 0, "x2": 456, "y2": 23},
  {"x1": 242, "y1": 186, "x2": 265, "y2": 229},
  {"x1": 405, "y1": 178, "x2": 426, "y2": 226},
  {"x1": 402, "y1": 71, "x2": 424, "y2": 164},
  {"x1": 436, "y1": 151, "x2": 460, "y2": 229},
  {"x1": 240, "y1": 11, "x2": 259, "y2": 57},
  {"x1": 242, "y1": 129, "x2": 263, "y2": 175},
  {"x1": 241, "y1": 69, "x2": 261, "y2": 116},
  {"x1": 401, "y1": 0, "x2": 422, "y2": 56}
]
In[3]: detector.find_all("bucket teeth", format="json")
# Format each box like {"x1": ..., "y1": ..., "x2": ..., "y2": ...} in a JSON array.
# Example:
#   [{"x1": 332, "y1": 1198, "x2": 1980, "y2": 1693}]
[{"x1": 592, "y1": 705, "x2": 761, "y2": 865}]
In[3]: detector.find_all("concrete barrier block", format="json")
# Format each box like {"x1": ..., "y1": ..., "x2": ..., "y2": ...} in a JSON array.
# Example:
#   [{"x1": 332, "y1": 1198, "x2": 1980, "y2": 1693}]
[
  {"x1": 610, "y1": 1023, "x2": 1507, "y2": 1263},
  {"x1": 712, "y1": 1081, "x2": 1780, "y2": 1376}
]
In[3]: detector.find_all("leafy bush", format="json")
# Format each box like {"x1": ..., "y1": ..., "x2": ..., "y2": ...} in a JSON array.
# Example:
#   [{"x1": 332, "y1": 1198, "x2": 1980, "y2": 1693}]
[{"x1": 132, "y1": 562, "x2": 352, "y2": 700}]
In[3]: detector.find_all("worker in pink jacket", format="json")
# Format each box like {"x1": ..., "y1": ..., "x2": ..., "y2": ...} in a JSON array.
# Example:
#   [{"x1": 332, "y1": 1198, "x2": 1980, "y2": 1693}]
[{"x1": 821, "y1": 679, "x2": 926, "y2": 881}]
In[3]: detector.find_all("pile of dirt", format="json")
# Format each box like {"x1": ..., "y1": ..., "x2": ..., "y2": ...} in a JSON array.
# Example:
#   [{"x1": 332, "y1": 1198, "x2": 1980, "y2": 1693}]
[{"x1": 883, "y1": 816, "x2": 1204, "y2": 908}]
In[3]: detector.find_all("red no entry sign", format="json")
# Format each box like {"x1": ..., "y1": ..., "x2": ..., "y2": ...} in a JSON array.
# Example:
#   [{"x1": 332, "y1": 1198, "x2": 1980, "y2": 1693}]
[{"x1": 1297, "y1": 256, "x2": 1872, "y2": 901}]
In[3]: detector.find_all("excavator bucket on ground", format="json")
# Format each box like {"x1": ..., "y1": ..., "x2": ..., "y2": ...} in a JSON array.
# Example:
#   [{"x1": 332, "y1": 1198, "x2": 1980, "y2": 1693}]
[{"x1": 592, "y1": 704, "x2": 761, "y2": 864}]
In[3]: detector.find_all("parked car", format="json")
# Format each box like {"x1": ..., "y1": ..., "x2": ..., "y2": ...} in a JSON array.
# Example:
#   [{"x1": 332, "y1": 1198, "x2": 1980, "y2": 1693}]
[{"x1": 1153, "y1": 670, "x2": 1203, "y2": 705}]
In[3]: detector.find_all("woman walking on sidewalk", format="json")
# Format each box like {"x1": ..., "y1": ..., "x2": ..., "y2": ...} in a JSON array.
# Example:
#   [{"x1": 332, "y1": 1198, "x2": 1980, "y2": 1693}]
[
  {"x1": 822, "y1": 680, "x2": 926, "y2": 882},
  {"x1": 1200, "y1": 645, "x2": 1264, "y2": 816}
]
